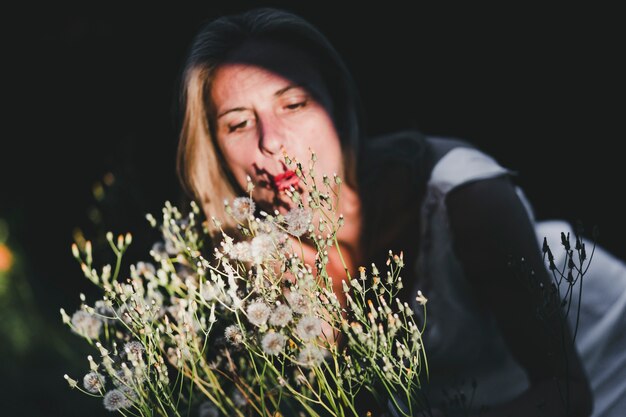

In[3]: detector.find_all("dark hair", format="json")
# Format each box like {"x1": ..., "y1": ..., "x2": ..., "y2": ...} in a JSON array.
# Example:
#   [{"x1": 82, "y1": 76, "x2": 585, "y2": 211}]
[{"x1": 174, "y1": 7, "x2": 366, "y2": 235}]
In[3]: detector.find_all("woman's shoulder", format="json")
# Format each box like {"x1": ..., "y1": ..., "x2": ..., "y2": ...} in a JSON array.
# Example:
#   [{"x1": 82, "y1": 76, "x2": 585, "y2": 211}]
[
  {"x1": 359, "y1": 129, "x2": 516, "y2": 197},
  {"x1": 358, "y1": 129, "x2": 432, "y2": 188},
  {"x1": 362, "y1": 129, "x2": 476, "y2": 164},
  {"x1": 425, "y1": 137, "x2": 516, "y2": 196}
]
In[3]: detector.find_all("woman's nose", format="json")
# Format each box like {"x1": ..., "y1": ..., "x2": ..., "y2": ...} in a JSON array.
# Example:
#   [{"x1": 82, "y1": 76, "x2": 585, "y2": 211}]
[{"x1": 258, "y1": 114, "x2": 288, "y2": 155}]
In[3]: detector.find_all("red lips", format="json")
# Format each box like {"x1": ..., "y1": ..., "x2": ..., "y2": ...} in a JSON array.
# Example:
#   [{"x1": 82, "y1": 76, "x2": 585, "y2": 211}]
[{"x1": 272, "y1": 170, "x2": 299, "y2": 191}]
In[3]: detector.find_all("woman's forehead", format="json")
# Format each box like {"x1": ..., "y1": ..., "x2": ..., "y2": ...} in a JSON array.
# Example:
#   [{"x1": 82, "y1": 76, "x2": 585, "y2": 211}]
[
  {"x1": 211, "y1": 64, "x2": 309, "y2": 112},
  {"x1": 218, "y1": 37, "x2": 331, "y2": 106}
]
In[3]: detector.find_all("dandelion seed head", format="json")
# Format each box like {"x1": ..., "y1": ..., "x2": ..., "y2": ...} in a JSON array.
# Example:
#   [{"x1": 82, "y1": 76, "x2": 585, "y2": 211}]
[
  {"x1": 119, "y1": 386, "x2": 138, "y2": 403},
  {"x1": 71, "y1": 310, "x2": 102, "y2": 340},
  {"x1": 261, "y1": 332, "x2": 287, "y2": 355},
  {"x1": 231, "y1": 197, "x2": 256, "y2": 222},
  {"x1": 124, "y1": 341, "x2": 145, "y2": 361},
  {"x1": 283, "y1": 206, "x2": 312, "y2": 237},
  {"x1": 103, "y1": 389, "x2": 132, "y2": 411},
  {"x1": 296, "y1": 316, "x2": 322, "y2": 341},
  {"x1": 229, "y1": 241, "x2": 252, "y2": 262},
  {"x1": 83, "y1": 372, "x2": 105, "y2": 393},
  {"x1": 113, "y1": 367, "x2": 133, "y2": 387},
  {"x1": 297, "y1": 344, "x2": 325, "y2": 368},
  {"x1": 246, "y1": 301, "x2": 271, "y2": 327},
  {"x1": 269, "y1": 305, "x2": 293, "y2": 327},
  {"x1": 224, "y1": 325, "x2": 244, "y2": 346},
  {"x1": 250, "y1": 233, "x2": 275, "y2": 263},
  {"x1": 94, "y1": 300, "x2": 116, "y2": 324},
  {"x1": 286, "y1": 291, "x2": 309, "y2": 314},
  {"x1": 259, "y1": 219, "x2": 280, "y2": 236}
]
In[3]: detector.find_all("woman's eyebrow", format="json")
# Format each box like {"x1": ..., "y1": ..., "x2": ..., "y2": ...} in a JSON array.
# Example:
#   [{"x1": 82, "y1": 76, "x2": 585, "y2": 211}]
[
  {"x1": 274, "y1": 83, "x2": 308, "y2": 97},
  {"x1": 217, "y1": 84, "x2": 309, "y2": 119}
]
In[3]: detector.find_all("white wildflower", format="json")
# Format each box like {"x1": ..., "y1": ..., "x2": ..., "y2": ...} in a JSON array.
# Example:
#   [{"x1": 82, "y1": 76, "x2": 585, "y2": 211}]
[
  {"x1": 283, "y1": 206, "x2": 312, "y2": 237},
  {"x1": 112, "y1": 367, "x2": 133, "y2": 388},
  {"x1": 231, "y1": 197, "x2": 256, "y2": 222},
  {"x1": 201, "y1": 283, "x2": 219, "y2": 301},
  {"x1": 269, "y1": 305, "x2": 293, "y2": 327},
  {"x1": 229, "y1": 241, "x2": 252, "y2": 262},
  {"x1": 71, "y1": 310, "x2": 102, "y2": 340},
  {"x1": 150, "y1": 241, "x2": 168, "y2": 259},
  {"x1": 296, "y1": 316, "x2": 322, "y2": 341},
  {"x1": 224, "y1": 325, "x2": 244, "y2": 346},
  {"x1": 415, "y1": 290, "x2": 428, "y2": 306},
  {"x1": 259, "y1": 219, "x2": 280, "y2": 236},
  {"x1": 103, "y1": 389, "x2": 132, "y2": 411},
  {"x1": 246, "y1": 301, "x2": 271, "y2": 327},
  {"x1": 135, "y1": 261, "x2": 156, "y2": 277},
  {"x1": 124, "y1": 341, "x2": 145, "y2": 362},
  {"x1": 297, "y1": 344, "x2": 326, "y2": 368},
  {"x1": 164, "y1": 238, "x2": 178, "y2": 256},
  {"x1": 94, "y1": 300, "x2": 116, "y2": 324},
  {"x1": 119, "y1": 385, "x2": 138, "y2": 403},
  {"x1": 261, "y1": 332, "x2": 287, "y2": 355},
  {"x1": 145, "y1": 290, "x2": 164, "y2": 310},
  {"x1": 250, "y1": 233, "x2": 275, "y2": 263},
  {"x1": 82, "y1": 372, "x2": 105, "y2": 393},
  {"x1": 286, "y1": 291, "x2": 310, "y2": 314}
]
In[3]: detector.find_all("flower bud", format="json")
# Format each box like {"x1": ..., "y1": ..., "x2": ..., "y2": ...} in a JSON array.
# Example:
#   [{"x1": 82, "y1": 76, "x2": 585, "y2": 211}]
[
  {"x1": 71, "y1": 243, "x2": 80, "y2": 259},
  {"x1": 64, "y1": 374, "x2": 77, "y2": 389}
]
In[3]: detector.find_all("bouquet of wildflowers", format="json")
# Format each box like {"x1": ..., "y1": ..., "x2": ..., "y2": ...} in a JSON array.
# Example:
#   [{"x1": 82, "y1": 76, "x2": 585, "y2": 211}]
[{"x1": 61, "y1": 152, "x2": 429, "y2": 417}]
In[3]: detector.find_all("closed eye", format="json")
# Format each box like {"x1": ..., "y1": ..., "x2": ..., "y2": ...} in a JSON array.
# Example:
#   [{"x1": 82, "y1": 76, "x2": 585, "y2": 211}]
[
  {"x1": 228, "y1": 120, "x2": 249, "y2": 133},
  {"x1": 285, "y1": 101, "x2": 307, "y2": 111}
]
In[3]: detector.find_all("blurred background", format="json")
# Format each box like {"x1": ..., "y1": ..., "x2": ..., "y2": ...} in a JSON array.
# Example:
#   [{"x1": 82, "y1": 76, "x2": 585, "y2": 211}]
[{"x1": 2, "y1": 2, "x2": 624, "y2": 415}]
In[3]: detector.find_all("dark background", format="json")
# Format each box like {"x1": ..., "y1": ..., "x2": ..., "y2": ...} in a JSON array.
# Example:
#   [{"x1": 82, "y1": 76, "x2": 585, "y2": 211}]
[{"x1": 2, "y1": 2, "x2": 624, "y2": 416}]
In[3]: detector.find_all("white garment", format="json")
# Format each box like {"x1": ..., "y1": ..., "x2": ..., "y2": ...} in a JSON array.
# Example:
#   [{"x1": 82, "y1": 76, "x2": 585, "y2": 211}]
[{"x1": 411, "y1": 146, "x2": 626, "y2": 416}]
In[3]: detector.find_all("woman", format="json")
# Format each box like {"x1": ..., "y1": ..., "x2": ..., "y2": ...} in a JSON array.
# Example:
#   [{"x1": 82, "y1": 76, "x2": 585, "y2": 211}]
[{"x1": 174, "y1": 7, "x2": 626, "y2": 417}]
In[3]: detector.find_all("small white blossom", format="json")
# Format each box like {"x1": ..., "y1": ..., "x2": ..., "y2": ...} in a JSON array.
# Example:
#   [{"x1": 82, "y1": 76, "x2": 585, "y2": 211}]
[
  {"x1": 229, "y1": 241, "x2": 252, "y2": 262},
  {"x1": 103, "y1": 389, "x2": 132, "y2": 411},
  {"x1": 124, "y1": 341, "x2": 145, "y2": 362},
  {"x1": 224, "y1": 325, "x2": 244, "y2": 346},
  {"x1": 94, "y1": 300, "x2": 116, "y2": 324},
  {"x1": 297, "y1": 344, "x2": 325, "y2": 368},
  {"x1": 250, "y1": 234, "x2": 275, "y2": 263},
  {"x1": 269, "y1": 305, "x2": 293, "y2": 327},
  {"x1": 286, "y1": 291, "x2": 310, "y2": 314},
  {"x1": 83, "y1": 372, "x2": 105, "y2": 393},
  {"x1": 246, "y1": 301, "x2": 271, "y2": 327},
  {"x1": 415, "y1": 290, "x2": 428, "y2": 306},
  {"x1": 261, "y1": 332, "x2": 287, "y2": 355},
  {"x1": 231, "y1": 197, "x2": 256, "y2": 222},
  {"x1": 296, "y1": 316, "x2": 322, "y2": 341},
  {"x1": 135, "y1": 261, "x2": 156, "y2": 277},
  {"x1": 71, "y1": 310, "x2": 102, "y2": 340},
  {"x1": 283, "y1": 206, "x2": 312, "y2": 237},
  {"x1": 112, "y1": 367, "x2": 133, "y2": 388}
]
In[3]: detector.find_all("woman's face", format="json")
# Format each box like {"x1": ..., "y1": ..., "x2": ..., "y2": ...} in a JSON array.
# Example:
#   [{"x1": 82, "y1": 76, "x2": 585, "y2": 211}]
[{"x1": 210, "y1": 45, "x2": 343, "y2": 215}]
